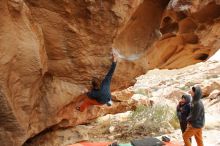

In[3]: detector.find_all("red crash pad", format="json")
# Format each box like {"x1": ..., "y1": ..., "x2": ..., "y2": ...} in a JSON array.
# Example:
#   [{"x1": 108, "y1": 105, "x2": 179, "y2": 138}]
[
  {"x1": 164, "y1": 141, "x2": 182, "y2": 146},
  {"x1": 68, "y1": 142, "x2": 112, "y2": 146}
]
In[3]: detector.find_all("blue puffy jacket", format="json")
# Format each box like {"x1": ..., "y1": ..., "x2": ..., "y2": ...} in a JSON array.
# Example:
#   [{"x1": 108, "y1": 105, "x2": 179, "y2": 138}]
[
  {"x1": 177, "y1": 94, "x2": 191, "y2": 123},
  {"x1": 87, "y1": 61, "x2": 117, "y2": 104}
]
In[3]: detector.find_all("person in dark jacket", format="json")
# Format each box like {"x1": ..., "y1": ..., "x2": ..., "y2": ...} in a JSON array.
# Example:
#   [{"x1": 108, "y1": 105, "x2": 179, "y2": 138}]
[
  {"x1": 77, "y1": 52, "x2": 118, "y2": 112},
  {"x1": 176, "y1": 94, "x2": 191, "y2": 133},
  {"x1": 183, "y1": 86, "x2": 205, "y2": 146}
]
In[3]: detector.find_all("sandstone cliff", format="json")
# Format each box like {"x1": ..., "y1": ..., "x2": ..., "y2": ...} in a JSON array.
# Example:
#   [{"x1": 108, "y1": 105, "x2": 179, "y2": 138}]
[{"x1": 0, "y1": 0, "x2": 220, "y2": 145}]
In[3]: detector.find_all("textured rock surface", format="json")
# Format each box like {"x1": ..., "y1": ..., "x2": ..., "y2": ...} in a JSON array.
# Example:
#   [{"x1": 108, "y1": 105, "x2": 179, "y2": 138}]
[
  {"x1": 147, "y1": 0, "x2": 220, "y2": 69},
  {"x1": 0, "y1": 0, "x2": 220, "y2": 145}
]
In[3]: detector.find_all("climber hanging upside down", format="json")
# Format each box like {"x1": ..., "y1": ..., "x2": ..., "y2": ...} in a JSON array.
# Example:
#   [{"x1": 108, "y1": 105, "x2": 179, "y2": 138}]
[{"x1": 77, "y1": 51, "x2": 118, "y2": 112}]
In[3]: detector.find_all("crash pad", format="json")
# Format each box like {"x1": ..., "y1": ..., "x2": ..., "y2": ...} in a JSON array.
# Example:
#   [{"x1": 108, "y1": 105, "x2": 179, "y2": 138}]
[
  {"x1": 164, "y1": 141, "x2": 182, "y2": 146},
  {"x1": 118, "y1": 143, "x2": 132, "y2": 146},
  {"x1": 68, "y1": 142, "x2": 112, "y2": 146},
  {"x1": 131, "y1": 137, "x2": 164, "y2": 146}
]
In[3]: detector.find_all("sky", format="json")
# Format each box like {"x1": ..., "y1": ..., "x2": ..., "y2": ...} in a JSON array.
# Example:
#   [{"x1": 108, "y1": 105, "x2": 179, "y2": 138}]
[{"x1": 208, "y1": 49, "x2": 220, "y2": 61}]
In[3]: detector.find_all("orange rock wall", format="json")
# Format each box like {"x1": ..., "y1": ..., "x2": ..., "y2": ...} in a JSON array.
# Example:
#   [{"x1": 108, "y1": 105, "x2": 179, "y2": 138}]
[{"x1": 0, "y1": 0, "x2": 220, "y2": 145}]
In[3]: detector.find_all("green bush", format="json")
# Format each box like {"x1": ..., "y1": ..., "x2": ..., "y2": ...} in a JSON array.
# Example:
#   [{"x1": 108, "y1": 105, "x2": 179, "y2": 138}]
[
  {"x1": 169, "y1": 113, "x2": 180, "y2": 130},
  {"x1": 179, "y1": 82, "x2": 196, "y2": 91},
  {"x1": 179, "y1": 85, "x2": 190, "y2": 91},
  {"x1": 129, "y1": 105, "x2": 175, "y2": 133},
  {"x1": 111, "y1": 104, "x2": 177, "y2": 139}
]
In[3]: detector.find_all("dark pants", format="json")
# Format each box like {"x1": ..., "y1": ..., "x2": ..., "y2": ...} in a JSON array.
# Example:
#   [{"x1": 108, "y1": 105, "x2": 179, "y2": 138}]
[
  {"x1": 180, "y1": 121, "x2": 187, "y2": 133},
  {"x1": 180, "y1": 122, "x2": 192, "y2": 143}
]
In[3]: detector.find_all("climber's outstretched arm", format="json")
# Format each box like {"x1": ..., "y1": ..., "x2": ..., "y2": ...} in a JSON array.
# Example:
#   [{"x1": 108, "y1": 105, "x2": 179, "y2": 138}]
[
  {"x1": 103, "y1": 61, "x2": 117, "y2": 81},
  {"x1": 100, "y1": 53, "x2": 117, "y2": 87}
]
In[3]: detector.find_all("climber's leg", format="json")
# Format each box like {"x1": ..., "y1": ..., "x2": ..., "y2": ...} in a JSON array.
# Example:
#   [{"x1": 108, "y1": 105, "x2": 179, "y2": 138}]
[{"x1": 78, "y1": 97, "x2": 102, "y2": 112}]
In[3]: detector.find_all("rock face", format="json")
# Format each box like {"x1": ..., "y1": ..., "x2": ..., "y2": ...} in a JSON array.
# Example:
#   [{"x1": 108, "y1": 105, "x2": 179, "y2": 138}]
[
  {"x1": 0, "y1": 0, "x2": 220, "y2": 145},
  {"x1": 133, "y1": 60, "x2": 220, "y2": 105},
  {"x1": 147, "y1": 0, "x2": 220, "y2": 69}
]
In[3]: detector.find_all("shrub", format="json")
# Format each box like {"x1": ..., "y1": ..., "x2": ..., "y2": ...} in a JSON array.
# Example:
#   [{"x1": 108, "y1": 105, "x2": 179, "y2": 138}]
[
  {"x1": 111, "y1": 104, "x2": 177, "y2": 139},
  {"x1": 169, "y1": 113, "x2": 180, "y2": 130},
  {"x1": 129, "y1": 105, "x2": 175, "y2": 133},
  {"x1": 179, "y1": 86, "x2": 190, "y2": 91}
]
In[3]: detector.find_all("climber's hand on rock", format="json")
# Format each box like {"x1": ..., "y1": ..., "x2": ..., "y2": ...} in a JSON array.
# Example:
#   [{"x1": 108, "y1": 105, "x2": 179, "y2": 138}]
[
  {"x1": 81, "y1": 88, "x2": 88, "y2": 94},
  {"x1": 112, "y1": 51, "x2": 118, "y2": 62}
]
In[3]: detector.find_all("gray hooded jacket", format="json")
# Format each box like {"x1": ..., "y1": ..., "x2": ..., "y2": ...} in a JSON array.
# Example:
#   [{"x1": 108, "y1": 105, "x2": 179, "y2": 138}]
[{"x1": 187, "y1": 86, "x2": 205, "y2": 128}]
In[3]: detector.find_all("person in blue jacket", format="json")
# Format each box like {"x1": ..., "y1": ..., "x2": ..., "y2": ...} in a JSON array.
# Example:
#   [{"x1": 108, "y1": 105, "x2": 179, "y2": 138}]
[
  {"x1": 177, "y1": 94, "x2": 191, "y2": 133},
  {"x1": 77, "y1": 52, "x2": 118, "y2": 112}
]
